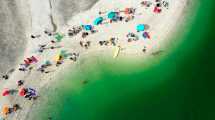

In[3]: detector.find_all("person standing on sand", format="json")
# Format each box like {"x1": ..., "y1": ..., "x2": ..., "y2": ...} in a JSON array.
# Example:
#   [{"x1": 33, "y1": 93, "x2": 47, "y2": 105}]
[
  {"x1": 2, "y1": 74, "x2": 9, "y2": 80},
  {"x1": 1, "y1": 68, "x2": 15, "y2": 80},
  {"x1": 17, "y1": 80, "x2": 24, "y2": 87},
  {"x1": 12, "y1": 104, "x2": 20, "y2": 112},
  {"x1": 142, "y1": 46, "x2": 147, "y2": 53}
]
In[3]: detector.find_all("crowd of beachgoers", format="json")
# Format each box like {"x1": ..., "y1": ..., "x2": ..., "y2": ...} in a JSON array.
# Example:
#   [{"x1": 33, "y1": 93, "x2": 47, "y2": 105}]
[{"x1": 0, "y1": 0, "x2": 170, "y2": 119}]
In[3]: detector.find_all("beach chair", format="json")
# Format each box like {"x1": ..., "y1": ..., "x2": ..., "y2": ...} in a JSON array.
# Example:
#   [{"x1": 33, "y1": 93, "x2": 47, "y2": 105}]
[
  {"x1": 143, "y1": 32, "x2": 151, "y2": 39},
  {"x1": 31, "y1": 56, "x2": 38, "y2": 63},
  {"x1": 24, "y1": 60, "x2": 30, "y2": 65}
]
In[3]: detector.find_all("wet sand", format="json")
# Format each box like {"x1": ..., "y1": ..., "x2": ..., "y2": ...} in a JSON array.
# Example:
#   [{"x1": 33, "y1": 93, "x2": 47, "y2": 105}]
[{"x1": 0, "y1": 1, "x2": 28, "y2": 74}]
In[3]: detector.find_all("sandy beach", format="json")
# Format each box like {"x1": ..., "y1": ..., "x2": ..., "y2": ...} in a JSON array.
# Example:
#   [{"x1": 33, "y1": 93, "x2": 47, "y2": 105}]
[{"x1": 0, "y1": 0, "x2": 193, "y2": 119}]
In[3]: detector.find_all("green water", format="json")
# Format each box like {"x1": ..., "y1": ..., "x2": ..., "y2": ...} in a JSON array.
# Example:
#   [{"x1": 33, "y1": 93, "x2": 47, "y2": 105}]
[{"x1": 32, "y1": 0, "x2": 215, "y2": 119}]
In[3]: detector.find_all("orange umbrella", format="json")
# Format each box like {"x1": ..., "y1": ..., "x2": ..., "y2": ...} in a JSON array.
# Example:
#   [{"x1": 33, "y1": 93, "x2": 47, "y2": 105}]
[{"x1": 2, "y1": 105, "x2": 9, "y2": 115}]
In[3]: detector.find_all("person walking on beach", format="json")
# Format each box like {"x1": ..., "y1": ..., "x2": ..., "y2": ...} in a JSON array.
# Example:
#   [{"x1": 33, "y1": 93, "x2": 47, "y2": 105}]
[
  {"x1": 69, "y1": 53, "x2": 79, "y2": 62},
  {"x1": 1, "y1": 68, "x2": 15, "y2": 80},
  {"x1": 31, "y1": 34, "x2": 41, "y2": 39}
]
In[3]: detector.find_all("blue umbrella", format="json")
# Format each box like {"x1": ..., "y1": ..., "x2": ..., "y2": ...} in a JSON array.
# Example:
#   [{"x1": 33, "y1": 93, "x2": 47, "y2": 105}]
[
  {"x1": 107, "y1": 11, "x2": 117, "y2": 20},
  {"x1": 136, "y1": 24, "x2": 145, "y2": 31},
  {"x1": 94, "y1": 17, "x2": 103, "y2": 25},
  {"x1": 83, "y1": 25, "x2": 93, "y2": 31}
]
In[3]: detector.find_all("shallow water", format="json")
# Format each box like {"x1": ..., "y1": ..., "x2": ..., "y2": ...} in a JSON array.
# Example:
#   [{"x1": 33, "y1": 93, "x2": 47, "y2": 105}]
[{"x1": 30, "y1": 0, "x2": 215, "y2": 119}]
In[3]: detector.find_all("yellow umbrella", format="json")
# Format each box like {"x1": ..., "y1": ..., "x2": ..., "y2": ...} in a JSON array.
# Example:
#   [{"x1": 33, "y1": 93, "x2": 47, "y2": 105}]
[{"x1": 55, "y1": 55, "x2": 60, "y2": 62}]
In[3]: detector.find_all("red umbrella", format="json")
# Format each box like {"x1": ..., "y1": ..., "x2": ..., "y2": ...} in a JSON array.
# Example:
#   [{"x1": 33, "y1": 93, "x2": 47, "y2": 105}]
[
  {"x1": 19, "y1": 88, "x2": 26, "y2": 96},
  {"x1": 153, "y1": 7, "x2": 161, "y2": 13},
  {"x1": 2, "y1": 89, "x2": 10, "y2": 96}
]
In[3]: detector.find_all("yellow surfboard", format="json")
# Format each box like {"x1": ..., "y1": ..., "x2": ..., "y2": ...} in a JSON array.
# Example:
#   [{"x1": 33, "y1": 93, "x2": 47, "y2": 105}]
[{"x1": 113, "y1": 46, "x2": 121, "y2": 58}]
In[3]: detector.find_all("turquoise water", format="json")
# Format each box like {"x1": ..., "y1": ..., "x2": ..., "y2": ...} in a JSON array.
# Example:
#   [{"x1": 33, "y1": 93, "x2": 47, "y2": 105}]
[{"x1": 31, "y1": 0, "x2": 215, "y2": 119}]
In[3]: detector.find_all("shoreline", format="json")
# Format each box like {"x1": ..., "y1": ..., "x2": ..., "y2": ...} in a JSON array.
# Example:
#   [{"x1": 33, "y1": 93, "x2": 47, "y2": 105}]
[{"x1": 0, "y1": 0, "x2": 193, "y2": 119}]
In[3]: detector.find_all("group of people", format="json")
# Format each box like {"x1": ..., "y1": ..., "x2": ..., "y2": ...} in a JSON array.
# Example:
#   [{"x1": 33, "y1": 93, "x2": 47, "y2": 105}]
[
  {"x1": 141, "y1": 0, "x2": 169, "y2": 13},
  {"x1": 1, "y1": 1, "x2": 170, "y2": 119},
  {"x1": 99, "y1": 37, "x2": 117, "y2": 46},
  {"x1": 1, "y1": 85, "x2": 37, "y2": 117},
  {"x1": 1, "y1": 104, "x2": 20, "y2": 117},
  {"x1": 22, "y1": 88, "x2": 38, "y2": 100}
]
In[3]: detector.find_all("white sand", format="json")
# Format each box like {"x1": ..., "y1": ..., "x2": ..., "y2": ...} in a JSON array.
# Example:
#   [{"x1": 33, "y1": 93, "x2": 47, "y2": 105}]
[{"x1": 0, "y1": 0, "x2": 192, "y2": 119}]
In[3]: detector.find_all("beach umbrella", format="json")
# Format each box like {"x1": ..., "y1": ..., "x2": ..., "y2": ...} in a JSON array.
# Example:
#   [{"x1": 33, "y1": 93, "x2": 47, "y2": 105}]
[
  {"x1": 107, "y1": 11, "x2": 117, "y2": 20},
  {"x1": 45, "y1": 60, "x2": 51, "y2": 65},
  {"x1": 136, "y1": 24, "x2": 145, "y2": 31},
  {"x1": 94, "y1": 17, "x2": 103, "y2": 25},
  {"x1": 55, "y1": 55, "x2": 61, "y2": 62},
  {"x1": 2, "y1": 89, "x2": 10, "y2": 96},
  {"x1": 153, "y1": 6, "x2": 162, "y2": 13},
  {"x1": 19, "y1": 88, "x2": 26, "y2": 96},
  {"x1": 83, "y1": 25, "x2": 93, "y2": 31},
  {"x1": 2, "y1": 105, "x2": 9, "y2": 115},
  {"x1": 55, "y1": 33, "x2": 64, "y2": 42},
  {"x1": 60, "y1": 50, "x2": 68, "y2": 58}
]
